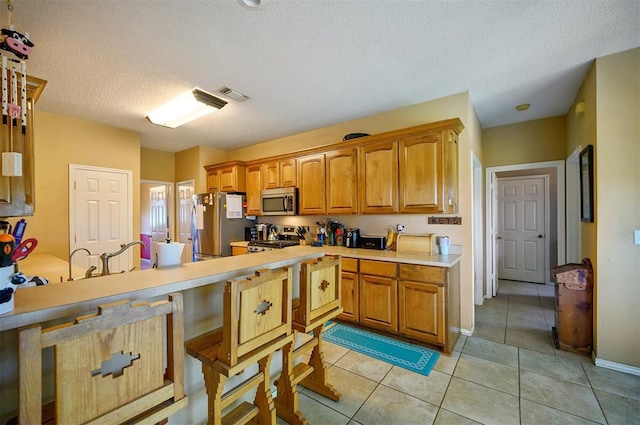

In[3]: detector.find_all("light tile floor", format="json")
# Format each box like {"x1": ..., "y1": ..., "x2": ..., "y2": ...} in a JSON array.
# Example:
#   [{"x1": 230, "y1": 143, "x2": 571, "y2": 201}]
[{"x1": 277, "y1": 280, "x2": 640, "y2": 424}]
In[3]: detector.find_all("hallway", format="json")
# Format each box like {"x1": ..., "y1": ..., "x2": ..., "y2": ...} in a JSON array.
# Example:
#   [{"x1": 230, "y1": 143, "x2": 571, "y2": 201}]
[{"x1": 277, "y1": 280, "x2": 640, "y2": 424}]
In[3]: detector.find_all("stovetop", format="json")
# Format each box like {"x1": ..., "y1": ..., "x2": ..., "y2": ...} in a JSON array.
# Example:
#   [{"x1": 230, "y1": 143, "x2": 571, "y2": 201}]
[{"x1": 248, "y1": 240, "x2": 300, "y2": 249}]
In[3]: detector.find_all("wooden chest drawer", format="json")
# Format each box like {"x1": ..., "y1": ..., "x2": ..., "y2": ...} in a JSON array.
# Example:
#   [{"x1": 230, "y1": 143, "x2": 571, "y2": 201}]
[
  {"x1": 342, "y1": 257, "x2": 358, "y2": 273},
  {"x1": 399, "y1": 264, "x2": 445, "y2": 284},
  {"x1": 360, "y1": 260, "x2": 397, "y2": 278}
]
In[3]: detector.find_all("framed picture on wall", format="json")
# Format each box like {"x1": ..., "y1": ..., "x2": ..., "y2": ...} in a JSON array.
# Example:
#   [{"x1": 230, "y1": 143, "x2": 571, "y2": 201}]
[{"x1": 580, "y1": 145, "x2": 594, "y2": 222}]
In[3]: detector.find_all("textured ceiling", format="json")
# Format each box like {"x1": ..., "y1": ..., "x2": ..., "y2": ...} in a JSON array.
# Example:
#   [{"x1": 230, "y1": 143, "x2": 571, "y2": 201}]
[{"x1": 12, "y1": 0, "x2": 640, "y2": 152}]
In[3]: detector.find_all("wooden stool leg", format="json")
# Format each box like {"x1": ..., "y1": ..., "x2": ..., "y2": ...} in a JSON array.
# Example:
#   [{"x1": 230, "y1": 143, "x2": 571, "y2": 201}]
[
  {"x1": 203, "y1": 363, "x2": 227, "y2": 425},
  {"x1": 254, "y1": 354, "x2": 277, "y2": 425},
  {"x1": 300, "y1": 326, "x2": 341, "y2": 401},
  {"x1": 275, "y1": 339, "x2": 309, "y2": 425}
]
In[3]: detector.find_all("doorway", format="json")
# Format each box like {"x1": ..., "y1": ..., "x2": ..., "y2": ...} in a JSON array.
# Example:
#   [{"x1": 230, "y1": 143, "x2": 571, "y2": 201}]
[
  {"x1": 497, "y1": 175, "x2": 548, "y2": 284},
  {"x1": 69, "y1": 164, "x2": 133, "y2": 275},
  {"x1": 177, "y1": 180, "x2": 194, "y2": 263},
  {"x1": 141, "y1": 180, "x2": 174, "y2": 269},
  {"x1": 485, "y1": 161, "x2": 566, "y2": 298}
]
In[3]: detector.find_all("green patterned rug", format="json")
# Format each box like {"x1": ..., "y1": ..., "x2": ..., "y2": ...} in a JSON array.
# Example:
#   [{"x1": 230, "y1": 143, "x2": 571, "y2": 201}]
[{"x1": 323, "y1": 323, "x2": 440, "y2": 376}]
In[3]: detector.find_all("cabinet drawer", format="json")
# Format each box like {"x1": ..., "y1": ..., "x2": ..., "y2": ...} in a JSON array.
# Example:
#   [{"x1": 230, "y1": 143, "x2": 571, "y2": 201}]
[
  {"x1": 341, "y1": 257, "x2": 358, "y2": 273},
  {"x1": 399, "y1": 264, "x2": 445, "y2": 284},
  {"x1": 360, "y1": 260, "x2": 397, "y2": 278}
]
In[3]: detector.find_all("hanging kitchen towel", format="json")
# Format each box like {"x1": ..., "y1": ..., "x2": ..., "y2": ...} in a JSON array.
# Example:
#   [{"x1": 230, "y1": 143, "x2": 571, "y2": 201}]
[
  {"x1": 195, "y1": 204, "x2": 205, "y2": 230},
  {"x1": 226, "y1": 194, "x2": 243, "y2": 218}
]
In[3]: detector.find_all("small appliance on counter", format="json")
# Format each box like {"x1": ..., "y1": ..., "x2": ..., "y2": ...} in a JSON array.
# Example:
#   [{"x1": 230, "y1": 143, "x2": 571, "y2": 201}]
[
  {"x1": 345, "y1": 228, "x2": 360, "y2": 248},
  {"x1": 360, "y1": 235, "x2": 386, "y2": 250}
]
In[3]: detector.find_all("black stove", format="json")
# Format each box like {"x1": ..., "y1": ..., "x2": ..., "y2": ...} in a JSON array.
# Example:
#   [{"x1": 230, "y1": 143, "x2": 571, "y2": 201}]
[{"x1": 247, "y1": 240, "x2": 300, "y2": 252}]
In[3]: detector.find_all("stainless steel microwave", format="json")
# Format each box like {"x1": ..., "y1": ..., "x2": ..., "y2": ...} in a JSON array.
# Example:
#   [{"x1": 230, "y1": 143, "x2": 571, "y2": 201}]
[{"x1": 260, "y1": 187, "x2": 297, "y2": 216}]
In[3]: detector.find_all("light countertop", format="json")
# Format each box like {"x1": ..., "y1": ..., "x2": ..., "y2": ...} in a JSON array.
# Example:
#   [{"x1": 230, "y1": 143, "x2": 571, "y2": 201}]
[
  {"x1": 17, "y1": 253, "x2": 85, "y2": 283},
  {"x1": 230, "y1": 241, "x2": 250, "y2": 247},
  {"x1": 299, "y1": 245, "x2": 461, "y2": 267}
]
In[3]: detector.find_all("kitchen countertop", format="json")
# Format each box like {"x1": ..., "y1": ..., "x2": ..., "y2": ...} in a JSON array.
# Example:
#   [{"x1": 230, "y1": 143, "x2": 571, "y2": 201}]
[
  {"x1": 0, "y1": 247, "x2": 324, "y2": 332},
  {"x1": 230, "y1": 241, "x2": 250, "y2": 247},
  {"x1": 301, "y1": 245, "x2": 461, "y2": 267},
  {"x1": 16, "y1": 253, "x2": 85, "y2": 283}
]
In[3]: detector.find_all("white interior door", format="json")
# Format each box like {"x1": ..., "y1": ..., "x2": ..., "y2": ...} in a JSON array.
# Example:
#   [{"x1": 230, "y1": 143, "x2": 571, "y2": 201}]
[
  {"x1": 177, "y1": 180, "x2": 194, "y2": 263},
  {"x1": 497, "y1": 176, "x2": 547, "y2": 283},
  {"x1": 150, "y1": 185, "x2": 168, "y2": 244},
  {"x1": 69, "y1": 165, "x2": 132, "y2": 276}
]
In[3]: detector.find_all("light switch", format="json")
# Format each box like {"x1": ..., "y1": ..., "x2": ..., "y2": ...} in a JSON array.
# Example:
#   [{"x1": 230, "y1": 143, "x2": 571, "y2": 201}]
[{"x1": 635, "y1": 230, "x2": 640, "y2": 246}]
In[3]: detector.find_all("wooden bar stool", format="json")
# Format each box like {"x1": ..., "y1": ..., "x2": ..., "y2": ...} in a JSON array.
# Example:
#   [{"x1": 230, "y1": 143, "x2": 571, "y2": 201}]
[
  {"x1": 275, "y1": 255, "x2": 343, "y2": 425},
  {"x1": 17, "y1": 293, "x2": 187, "y2": 424},
  {"x1": 186, "y1": 267, "x2": 293, "y2": 425}
]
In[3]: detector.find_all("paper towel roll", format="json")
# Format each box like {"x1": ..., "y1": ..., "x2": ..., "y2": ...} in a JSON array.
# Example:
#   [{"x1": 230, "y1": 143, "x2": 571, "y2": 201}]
[{"x1": 156, "y1": 242, "x2": 185, "y2": 268}]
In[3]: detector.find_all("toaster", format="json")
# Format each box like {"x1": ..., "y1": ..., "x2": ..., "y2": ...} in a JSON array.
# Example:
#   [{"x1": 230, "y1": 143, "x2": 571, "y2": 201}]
[{"x1": 360, "y1": 235, "x2": 387, "y2": 250}]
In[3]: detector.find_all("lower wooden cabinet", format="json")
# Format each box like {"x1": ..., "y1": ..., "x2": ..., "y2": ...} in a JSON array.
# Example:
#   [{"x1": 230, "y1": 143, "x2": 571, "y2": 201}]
[
  {"x1": 337, "y1": 257, "x2": 459, "y2": 354},
  {"x1": 399, "y1": 280, "x2": 444, "y2": 344},
  {"x1": 231, "y1": 246, "x2": 248, "y2": 256},
  {"x1": 359, "y1": 274, "x2": 397, "y2": 332},
  {"x1": 339, "y1": 258, "x2": 359, "y2": 322}
]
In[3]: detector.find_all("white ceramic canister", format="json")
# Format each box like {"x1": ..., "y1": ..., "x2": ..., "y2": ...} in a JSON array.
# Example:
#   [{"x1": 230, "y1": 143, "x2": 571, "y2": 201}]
[
  {"x1": 0, "y1": 264, "x2": 16, "y2": 315},
  {"x1": 439, "y1": 236, "x2": 451, "y2": 255}
]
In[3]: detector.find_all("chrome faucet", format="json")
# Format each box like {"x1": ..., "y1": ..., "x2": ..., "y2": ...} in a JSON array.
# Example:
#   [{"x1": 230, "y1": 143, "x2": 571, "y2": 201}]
[
  {"x1": 100, "y1": 241, "x2": 146, "y2": 276},
  {"x1": 68, "y1": 248, "x2": 92, "y2": 281}
]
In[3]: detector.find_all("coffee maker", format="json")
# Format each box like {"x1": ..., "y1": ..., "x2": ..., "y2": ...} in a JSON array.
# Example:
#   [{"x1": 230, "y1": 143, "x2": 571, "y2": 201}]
[{"x1": 345, "y1": 228, "x2": 360, "y2": 248}]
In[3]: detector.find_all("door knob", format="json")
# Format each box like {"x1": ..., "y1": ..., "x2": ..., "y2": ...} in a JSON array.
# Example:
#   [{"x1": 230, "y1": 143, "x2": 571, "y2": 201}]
[
  {"x1": 538, "y1": 234, "x2": 544, "y2": 238},
  {"x1": 497, "y1": 236, "x2": 502, "y2": 240}
]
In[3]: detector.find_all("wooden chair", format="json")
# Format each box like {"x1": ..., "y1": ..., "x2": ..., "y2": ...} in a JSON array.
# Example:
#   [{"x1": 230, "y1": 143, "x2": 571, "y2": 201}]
[
  {"x1": 186, "y1": 267, "x2": 293, "y2": 425},
  {"x1": 17, "y1": 293, "x2": 187, "y2": 424},
  {"x1": 275, "y1": 255, "x2": 343, "y2": 425}
]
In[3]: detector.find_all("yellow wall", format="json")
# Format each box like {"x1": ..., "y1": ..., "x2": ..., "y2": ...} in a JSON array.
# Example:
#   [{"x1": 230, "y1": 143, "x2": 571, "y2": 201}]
[
  {"x1": 174, "y1": 145, "x2": 228, "y2": 193},
  {"x1": 593, "y1": 48, "x2": 640, "y2": 367},
  {"x1": 482, "y1": 116, "x2": 567, "y2": 167},
  {"x1": 12, "y1": 112, "x2": 141, "y2": 264},
  {"x1": 140, "y1": 147, "x2": 175, "y2": 182}
]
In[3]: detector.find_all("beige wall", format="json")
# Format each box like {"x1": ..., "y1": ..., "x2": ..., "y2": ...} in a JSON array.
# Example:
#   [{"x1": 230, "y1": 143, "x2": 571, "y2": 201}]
[
  {"x1": 12, "y1": 111, "x2": 141, "y2": 265},
  {"x1": 482, "y1": 116, "x2": 567, "y2": 167},
  {"x1": 174, "y1": 145, "x2": 228, "y2": 193},
  {"x1": 593, "y1": 48, "x2": 639, "y2": 367},
  {"x1": 140, "y1": 147, "x2": 175, "y2": 182}
]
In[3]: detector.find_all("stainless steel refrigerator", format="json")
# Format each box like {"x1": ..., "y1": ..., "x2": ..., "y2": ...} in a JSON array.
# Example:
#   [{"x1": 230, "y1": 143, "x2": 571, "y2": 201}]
[{"x1": 191, "y1": 192, "x2": 254, "y2": 260}]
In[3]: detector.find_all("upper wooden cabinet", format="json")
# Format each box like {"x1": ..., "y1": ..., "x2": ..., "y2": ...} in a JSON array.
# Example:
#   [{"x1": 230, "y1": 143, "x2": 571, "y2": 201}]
[
  {"x1": 297, "y1": 154, "x2": 325, "y2": 215},
  {"x1": 0, "y1": 76, "x2": 46, "y2": 217},
  {"x1": 358, "y1": 140, "x2": 398, "y2": 214},
  {"x1": 326, "y1": 148, "x2": 357, "y2": 215},
  {"x1": 205, "y1": 161, "x2": 246, "y2": 192},
  {"x1": 245, "y1": 163, "x2": 262, "y2": 216},
  {"x1": 262, "y1": 158, "x2": 296, "y2": 189},
  {"x1": 399, "y1": 127, "x2": 459, "y2": 213}
]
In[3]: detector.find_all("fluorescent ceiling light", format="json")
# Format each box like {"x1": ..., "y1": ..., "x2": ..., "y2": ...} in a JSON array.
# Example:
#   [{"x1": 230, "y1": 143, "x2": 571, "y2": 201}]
[{"x1": 146, "y1": 88, "x2": 227, "y2": 128}]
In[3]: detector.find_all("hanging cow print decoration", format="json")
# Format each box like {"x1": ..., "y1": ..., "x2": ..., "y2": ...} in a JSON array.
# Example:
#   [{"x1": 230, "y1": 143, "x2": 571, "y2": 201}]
[{"x1": 0, "y1": 0, "x2": 33, "y2": 178}]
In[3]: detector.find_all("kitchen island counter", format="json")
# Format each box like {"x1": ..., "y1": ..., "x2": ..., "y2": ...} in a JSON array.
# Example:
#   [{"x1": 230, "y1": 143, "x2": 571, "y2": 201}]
[{"x1": 0, "y1": 247, "x2": 324, "y2": 332}]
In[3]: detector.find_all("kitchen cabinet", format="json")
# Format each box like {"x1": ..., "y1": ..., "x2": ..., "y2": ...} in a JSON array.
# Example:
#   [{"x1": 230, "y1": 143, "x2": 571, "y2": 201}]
[
  {"x1": 338, "y1": 257, "x2": 359, "y2": 322},
  {"x1": 326, "y1": 148, "x2": 358, "y2": 214},
  {"x1": 358, "y1": 140, "x2": 398, "y2": 214},
  {"x1": 398, "y1": 263, "x2": 459, "y2": 353},
  {"x1": 297, "y1": 153, "x2": 325, "y2": 215},
  {"x1": 245, "y1": 163, "x2": 262, "y2": 216},
  {"x1": 231, "y1": 246, "x2": 248, "y2": 256},
  {"x1": 0, "y1": 76, "x2": 46, "y2": 217},
  {"x1": 358, "y1": 259, "x2": 397, "y2": 333},
  {"x1": 262, "y1": 158, "x2": 296, "y2": 189},
  {"x1": 205, "y1": 161, "x2": 246, "y2": 192},
  {"x1": 399, "y1": 126, "x2": 460, "y2": 213}
]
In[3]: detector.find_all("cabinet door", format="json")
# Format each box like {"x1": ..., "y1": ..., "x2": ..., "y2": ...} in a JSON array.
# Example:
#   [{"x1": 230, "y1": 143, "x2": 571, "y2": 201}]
[
  {"x1": 219, "y1": 166, "x2": 237, "y2": 192},
  {"x1": 297, "y1": 154, "x2": 325, "y2": 215},
  {"x1": 359, "y1": 274, "x2": 397, "y2": 332},
  {"x1": 399, "y1": 131, "x2": 444, "y2": 213},
  {"x1": 246, "y1": 164, "x2": 262, "y2": 215},
  {"x1": 207, "y1": 169, "x2": 220, "y2": 192},
  {"x1": 231, "y1": 246, "x2": 248, "y2": 256},
  {"x1": 399, "y1": 280, "x2": 445, "y2": 344},
  {"x1": 279, "y1": 158, "x2": 297, "y2": 187},
  {"x1": 339, "y1": 271, "x2": 359, "y2": 322},
  {"x1": 262, "y1": 161, "x2": 280, "y2": 189},
  {"x1": 326, "y1": 148, "x2": 358, "y2": 214},
  {"x1": 358, "y1": 140, "x2": 398, "y2": 214}
]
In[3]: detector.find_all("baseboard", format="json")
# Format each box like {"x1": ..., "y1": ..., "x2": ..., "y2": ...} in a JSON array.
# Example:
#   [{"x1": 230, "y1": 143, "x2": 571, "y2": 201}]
[
  {"x1": 593, "y1": 354, "x2": 640, "y2": 376},
  {"x1": 461, "y1": 325, "x2": 474, "y2": 337}
]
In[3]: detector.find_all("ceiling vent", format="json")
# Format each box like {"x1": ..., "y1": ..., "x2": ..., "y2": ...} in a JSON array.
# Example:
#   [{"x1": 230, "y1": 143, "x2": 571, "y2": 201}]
[{"x1": 217, "y1": 86, "x2": 250, "y2": 102}]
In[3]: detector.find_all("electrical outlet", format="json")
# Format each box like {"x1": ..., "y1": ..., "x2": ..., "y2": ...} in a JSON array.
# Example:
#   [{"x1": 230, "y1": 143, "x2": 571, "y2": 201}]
[
  {"x1": 396, "y1": 224, "x2": 405, "y2": 232},
  {"x1": 635, "y1": 230, "x2": 640, "y2": 246}
]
